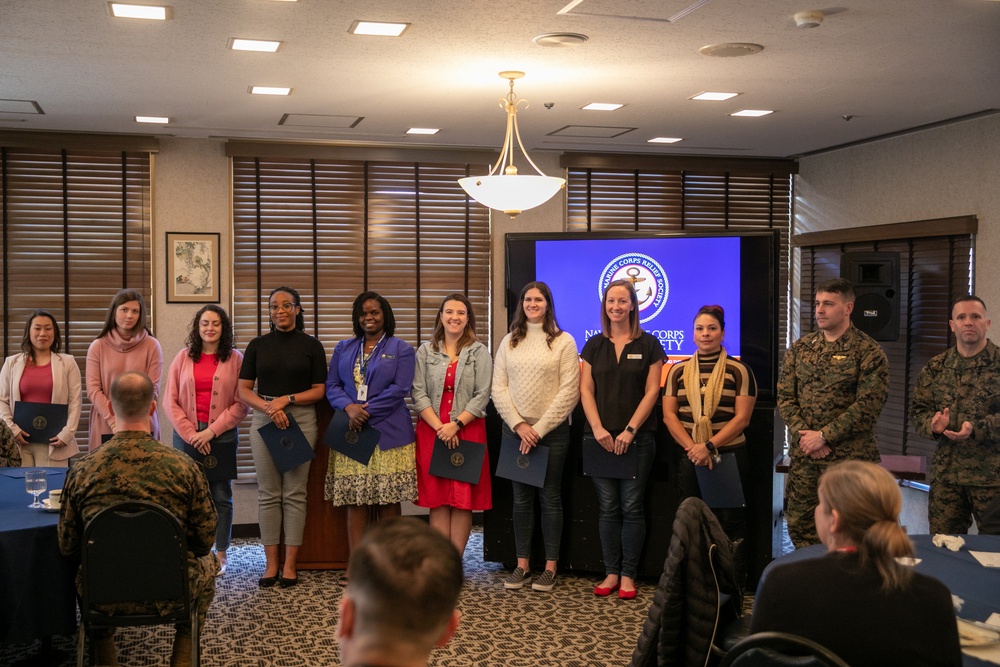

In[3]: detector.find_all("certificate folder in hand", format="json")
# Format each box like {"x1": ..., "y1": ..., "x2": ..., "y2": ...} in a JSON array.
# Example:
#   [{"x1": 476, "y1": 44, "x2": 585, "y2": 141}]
[
  {"x1": 256, "y1": 414, "x2": 316, "y2": 474},
  {"x1": 323, "y1": 409, "x2": 380, "y2": 466},
  {"x1": 429, "y1": 438, "x2": 486, "y2": 484},
  {"x1": 13, "y1": 401, "x2": 69, "y2": 443},
  {"x1": 695, "y1": 452, "x2": 745, "y2": 508},
  {"x1": 183, "y1": 440, "x2": 238, "y2": 481},
  {"x1": 495, "y1": 437, "x2": 548, "y2": 488},
  {"x1": 582, "y1": 437, "x2": 638, "y2": 479}
]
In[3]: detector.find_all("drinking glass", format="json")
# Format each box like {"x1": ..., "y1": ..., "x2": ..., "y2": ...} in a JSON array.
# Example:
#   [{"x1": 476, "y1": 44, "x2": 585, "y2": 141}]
[{"x1": 25, "y1": 469, "x2": 47, "y2": 508}]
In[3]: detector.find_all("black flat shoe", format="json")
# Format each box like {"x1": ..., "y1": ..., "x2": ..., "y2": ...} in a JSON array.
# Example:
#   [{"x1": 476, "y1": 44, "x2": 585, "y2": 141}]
[
  {"x1": 279, "y1": 575, "x2": 298, "y2": 588},
  {"x1": 258, "y1": 576, "x2": 278, "y2": 588}
]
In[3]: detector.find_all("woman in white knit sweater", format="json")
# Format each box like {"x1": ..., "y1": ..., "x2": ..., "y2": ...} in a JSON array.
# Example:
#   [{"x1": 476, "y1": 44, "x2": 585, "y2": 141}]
[{"x1": 492, "y1": 281, "x2": 581, "y2": 592}]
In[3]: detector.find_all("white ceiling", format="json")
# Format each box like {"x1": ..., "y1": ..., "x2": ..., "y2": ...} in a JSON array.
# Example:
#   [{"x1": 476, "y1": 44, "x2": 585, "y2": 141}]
[{"x1": 1, "y1": 0, "x2": 998, "y2": 158}]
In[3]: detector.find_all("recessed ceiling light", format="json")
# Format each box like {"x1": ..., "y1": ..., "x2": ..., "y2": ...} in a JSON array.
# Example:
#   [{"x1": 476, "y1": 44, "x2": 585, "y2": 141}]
[
  {"x1": 730, "y1": 109, "x2": 774, "y2": 117},
  {"x1": 135, "y1": 115, "x2": 169, "y2": 124},
  {"x1": 349, "y1": 20, "x2": 410, "y2": 37},
  {"x1": 109, "y1": 3, "x2": 171, "y2": 20},
  {"x1": 647, "y1": 137, "x2": 683, "y2": 144},
  {"x1": 582, "y1": 103, "x2": 624, "y2": 111},
  {"x1": 690, "y1": 92, "x2": 739, "y2": 101},
  {"x1": 406, "y1": 128, "x2": 439, "y2": 135},
  {"x1": 229, "y1": 38, "x2": 282, "y2": 53},
  {"x1": 249, "y1": 86, "x2": 292, "y2": 96}
]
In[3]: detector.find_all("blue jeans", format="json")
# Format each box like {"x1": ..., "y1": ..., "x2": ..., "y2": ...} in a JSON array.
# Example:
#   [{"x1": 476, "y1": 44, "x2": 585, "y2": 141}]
[
  {"x1": 507, "y1": 422, "x2": 570, "y2": 562},
  {"x1": 588, "y1": 431, "x2": 655, "y2": 579},
  {"x1": 173, "y1": 424, "x2": 236, "y2": 552}
]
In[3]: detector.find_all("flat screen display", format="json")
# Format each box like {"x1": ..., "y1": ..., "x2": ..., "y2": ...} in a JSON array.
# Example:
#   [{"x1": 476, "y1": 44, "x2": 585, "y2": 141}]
[{"x1": 505, "y1": 231, "x2": 779, "y2": 400}]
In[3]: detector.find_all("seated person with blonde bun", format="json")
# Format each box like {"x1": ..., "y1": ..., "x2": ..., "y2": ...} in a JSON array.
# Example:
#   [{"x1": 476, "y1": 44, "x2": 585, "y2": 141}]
[{"x1": 751, "y1": 461, "x2": 961, "y2": 666}]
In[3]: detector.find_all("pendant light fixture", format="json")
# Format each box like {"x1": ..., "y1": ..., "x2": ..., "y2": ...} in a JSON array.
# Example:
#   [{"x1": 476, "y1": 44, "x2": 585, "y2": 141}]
[{"x1": 458, "y1": 71, "x2": 565, "y2": 218}]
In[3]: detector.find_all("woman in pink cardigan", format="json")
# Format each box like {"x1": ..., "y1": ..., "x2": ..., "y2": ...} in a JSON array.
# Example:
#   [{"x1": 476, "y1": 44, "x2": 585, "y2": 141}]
[
  {"x1": 0, "y1": 310, "x2": 82, "y2": 466},
  {"x1": 164, "y1": 304, "x2": 247, "y2": 573},
  {"x1": 86, "y1": 289, "x2": 162, "y2": 448}
]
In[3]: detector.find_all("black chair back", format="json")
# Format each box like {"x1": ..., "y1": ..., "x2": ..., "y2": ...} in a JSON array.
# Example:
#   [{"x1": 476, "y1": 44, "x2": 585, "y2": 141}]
[
  {"x1": 719, "y1": 632, "x2": 851, "y2": 667},
  {"x1": 80, "y1": 500, "x2": 189, "y2": 621}
]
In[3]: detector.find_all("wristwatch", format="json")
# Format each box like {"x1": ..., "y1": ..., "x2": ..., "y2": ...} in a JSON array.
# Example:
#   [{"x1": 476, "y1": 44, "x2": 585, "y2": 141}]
[
  {"x1": 625, "y1": 425, "x2": 636, "y2": 434},
  {"x1": 287, "y1": 394, "x2": 296, "y2": 405},
  {"x1": 705, "y1": 440, "x2": 722, "y2": 465},
  {"x1": 453, "y1": 417, "x2": 465, "y2": 428}
]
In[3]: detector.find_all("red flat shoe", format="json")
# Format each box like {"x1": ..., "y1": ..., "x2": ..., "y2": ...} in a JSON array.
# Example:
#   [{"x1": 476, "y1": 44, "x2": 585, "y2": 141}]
[
  {"x1": 594, "y1": 582, "x2": 621, "y2": 597},
  {"x1": 618, "y1": 587, "x2": 637, "y2": 600}
]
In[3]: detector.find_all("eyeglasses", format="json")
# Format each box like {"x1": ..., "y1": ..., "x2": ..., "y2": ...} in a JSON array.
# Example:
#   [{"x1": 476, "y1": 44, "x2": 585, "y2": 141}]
[{"x1": 268, "y1": 303, "x2": 296, "y2": 313}]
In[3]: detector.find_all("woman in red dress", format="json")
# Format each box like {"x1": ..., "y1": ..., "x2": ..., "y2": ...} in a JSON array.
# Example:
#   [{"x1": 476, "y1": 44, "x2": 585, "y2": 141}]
[{"x1": 412, "y1": 293, "x2": 492, "y2": 554}]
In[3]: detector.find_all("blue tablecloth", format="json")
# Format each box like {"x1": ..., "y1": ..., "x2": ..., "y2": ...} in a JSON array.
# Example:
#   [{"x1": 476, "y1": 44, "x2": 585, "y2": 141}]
[
  {"x1": 762, "y1": 534, "x2": 1000, "y2": 667},
  {"x1": 0, "y1": 468, "x2": 78, "y2": 645}
]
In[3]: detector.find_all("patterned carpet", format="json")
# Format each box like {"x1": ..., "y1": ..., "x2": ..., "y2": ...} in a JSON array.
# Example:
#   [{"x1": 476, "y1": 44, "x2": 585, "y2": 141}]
[{"x1": 3, "y1": 529, "x2": 653, "y2": 666}]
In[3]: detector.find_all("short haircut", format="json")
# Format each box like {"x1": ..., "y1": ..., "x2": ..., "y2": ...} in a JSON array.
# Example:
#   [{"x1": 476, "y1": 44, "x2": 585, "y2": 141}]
[
  {"x1": 951, "y1": 294, "x2": 987, "y2": 315},
  {"x1": 109, "y1": 372, "x2": 155, "y2": 420},
  {"x1": 351, "y1": 291, "x2": 397, "y2": 339},
  {"x1": 815, "y1": 278, "x2": 855, "y2": 302},
  {"x1": 346, "y1": 517, "x2": 462, "y2": 645}
]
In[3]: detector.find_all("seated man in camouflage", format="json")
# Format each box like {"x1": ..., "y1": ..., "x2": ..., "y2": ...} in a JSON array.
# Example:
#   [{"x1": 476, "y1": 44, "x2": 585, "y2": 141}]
[
  {"x1": 337, "y1": 517, "x2": 463, "y2": 667},
  {"x1": 58, "y1": 371, "x2": 218, "y2": 667},
  {"x1": 0, "y1": 419, "x2": 19, "y2": 467}
]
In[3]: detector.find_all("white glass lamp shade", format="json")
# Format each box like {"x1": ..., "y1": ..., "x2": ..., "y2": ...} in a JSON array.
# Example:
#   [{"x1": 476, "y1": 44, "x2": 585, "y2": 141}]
[{"x1": 459, "y1": 174, "x2": 565, "y2": 217}]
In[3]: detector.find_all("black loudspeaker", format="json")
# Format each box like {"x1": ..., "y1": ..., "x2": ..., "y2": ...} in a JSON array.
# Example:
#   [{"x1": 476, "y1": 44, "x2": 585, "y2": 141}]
[{"x1": 840, "y1": 252, "x2": 900, "y2": 341}]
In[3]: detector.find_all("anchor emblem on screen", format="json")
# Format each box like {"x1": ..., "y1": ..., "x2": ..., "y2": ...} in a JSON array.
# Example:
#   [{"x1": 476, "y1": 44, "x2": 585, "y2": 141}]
[{"x1": 599, "y1": 252, "x2": 669, "y2": 323}]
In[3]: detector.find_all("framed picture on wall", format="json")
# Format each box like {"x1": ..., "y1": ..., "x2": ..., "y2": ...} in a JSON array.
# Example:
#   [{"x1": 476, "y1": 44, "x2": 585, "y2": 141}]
[{"x1": 166, "y1": 232, "x2": 221, "y2": 303}]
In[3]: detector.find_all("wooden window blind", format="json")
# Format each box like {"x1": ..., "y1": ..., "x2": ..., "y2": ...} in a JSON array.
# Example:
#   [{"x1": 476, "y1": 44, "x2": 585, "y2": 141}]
[
  {"x1": 0, "y1": 147, "x2": 152, "y2": 451},
  {"x1": 231, "y1": 156, "x2": 490, "y2": 477}
]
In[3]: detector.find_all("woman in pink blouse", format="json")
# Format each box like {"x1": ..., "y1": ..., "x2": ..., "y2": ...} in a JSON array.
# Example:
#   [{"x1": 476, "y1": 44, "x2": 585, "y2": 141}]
[
  {"x1": 165, "y1": 305, "x2": 247, "y2": 573},
  {"x1": 86, "y1": 289, "x2": 162, "y2": 448},
  {"x1": 0, "y1": 310, "x2": 82, "y2": 466}
]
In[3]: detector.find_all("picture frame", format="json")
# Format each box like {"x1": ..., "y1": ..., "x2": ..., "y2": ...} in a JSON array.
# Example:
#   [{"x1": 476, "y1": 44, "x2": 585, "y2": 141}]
[{"x1": 166, "y1": 232, "x2": 221, "y2": 303}]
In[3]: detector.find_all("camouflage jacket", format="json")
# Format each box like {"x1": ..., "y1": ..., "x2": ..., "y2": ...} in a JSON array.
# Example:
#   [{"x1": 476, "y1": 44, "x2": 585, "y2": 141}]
[
  {"x1": 0, "y1": 419, "x2": 19, "y2": 468},
  {"x1": 778, "y1": 325, "x2": 889, "y2": 462},
  {"x1": 59, "y1": 430, "x2": 217, "y2": 565},
  {"x1": 910, "y1": 339, "x2": 1000, "y2": 486}
]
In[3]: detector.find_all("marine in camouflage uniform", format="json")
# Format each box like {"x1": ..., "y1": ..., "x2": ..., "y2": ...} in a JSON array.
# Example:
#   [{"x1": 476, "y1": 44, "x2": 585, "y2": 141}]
[
  {"x1": 58, "y1": 430, "x2": 218, "y2": 635},
  {"x1": 0, "y1": 419, "x2": 19, "y2": 467},
  {"x1": 778, "y1": 289, "x2": 889, "y2": 548},
  {"x1": 910, "y1": 296, "x2": 1000, "y2": 534}
]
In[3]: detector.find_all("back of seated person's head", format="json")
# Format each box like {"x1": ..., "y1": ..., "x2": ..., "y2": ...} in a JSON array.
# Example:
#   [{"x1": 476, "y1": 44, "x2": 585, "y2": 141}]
[
  {"x1": 110, "y1": 371, "x2": 155, "y2": 421},
  {"x1": 341, "y1": 517, "x2": 462, "y2": 662},
  {"x1": 819, "y1": 460, "x2": 913, "y2": 590}
]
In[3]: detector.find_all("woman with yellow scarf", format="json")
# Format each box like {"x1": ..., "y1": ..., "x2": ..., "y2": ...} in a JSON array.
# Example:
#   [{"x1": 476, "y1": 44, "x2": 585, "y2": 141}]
[{"x1": 662, "y1": 305, "x2": 756, "y2": 582}]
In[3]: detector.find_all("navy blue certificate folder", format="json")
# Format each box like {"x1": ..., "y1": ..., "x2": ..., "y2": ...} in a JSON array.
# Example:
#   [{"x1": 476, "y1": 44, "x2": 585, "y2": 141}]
[
  {"x1": 256, "y1": 414, "x2": 316, "y2": 474},
  {"x1": 695, "y1": 452, "x2": 745, "y2": 508},
  {"x1": 582, "y1": 436, "x2": 638, "y2": 479},
  {"x1": 429, "y1": 438, "x2": 486, "y2": 484},
  {"x1": 495, "y1": 436, "x2": 548, "y2": 488},
  {"x1": 182, "y1": 440, "x2": 238, "y2": 482},
  {"x1": 323, "y1": 409, "x2": 380, "y2": 466},
  {"x1": 13, "y1": 401, "x2": 68, "y2": 443}
]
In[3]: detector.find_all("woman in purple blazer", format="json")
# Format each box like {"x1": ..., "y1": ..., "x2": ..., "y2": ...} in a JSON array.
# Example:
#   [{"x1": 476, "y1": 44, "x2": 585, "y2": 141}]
[{"x1": 325, "y1": 291, "x2": 417, "y2": 554}]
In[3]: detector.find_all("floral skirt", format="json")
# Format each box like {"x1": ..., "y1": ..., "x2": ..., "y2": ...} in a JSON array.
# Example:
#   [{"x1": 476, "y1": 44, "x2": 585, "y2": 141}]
[{"x1": 325, "y1": 442, "x2": 417, "y2": 506}]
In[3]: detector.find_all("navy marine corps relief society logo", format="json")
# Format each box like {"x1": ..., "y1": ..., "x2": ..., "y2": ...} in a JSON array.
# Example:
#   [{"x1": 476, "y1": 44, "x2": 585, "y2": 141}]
[{"x1": 599, "y1": 252, "x2": 669, "y2": 323}]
